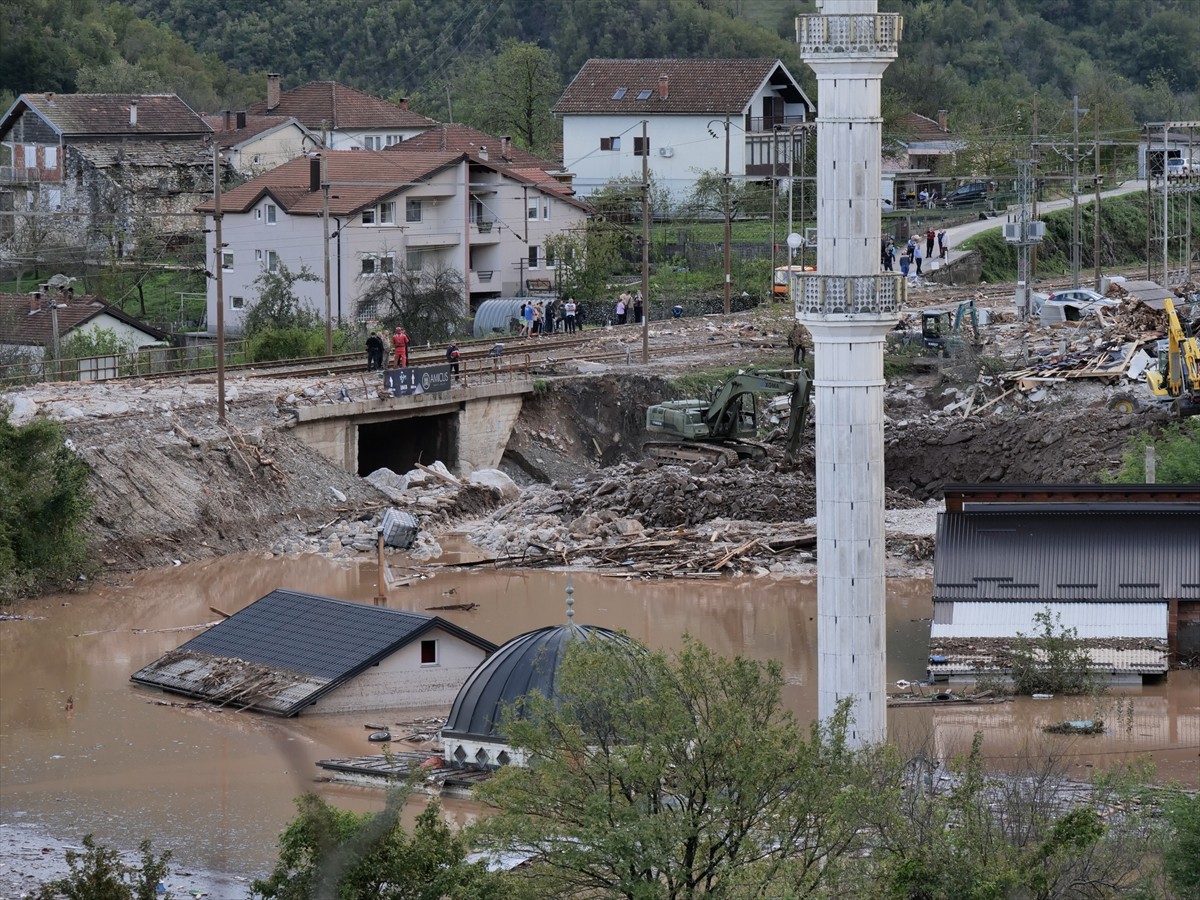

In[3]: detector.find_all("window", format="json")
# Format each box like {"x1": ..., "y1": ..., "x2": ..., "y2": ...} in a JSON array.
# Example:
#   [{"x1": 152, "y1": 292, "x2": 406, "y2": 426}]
[
  {"x1": 230, "y1": 296, "x2": 245, "y2": 309},
  {"x1": 386, "y1": 134, "x2": 401, "y2": 147},
  {"x1": 265, "y1": 203, "x2": 277, "y2": 224},
  {"x1": 405, "y1": 199, "x2": 422, "y2": 223},
  {"x1": 24, "y1": 145, "x2": 36, "y2": 167},
  {"x1": 379, "y1": 201, "x2": 396, "y2": 225},
  {"x1": 637, "y1": 89, "x2": 652, "y2": 101},
  {"x1": 45, "y1": 146, "x2": 57, "y2": 169},
  {"x1": 528, "y1": 245, "x2": 540, "y2": 269},
  {"x1": 633, "y1": 136, "x2": 649, "y2": 157},
  {"x1": 361, "y1": 252, "x2": 396, "y2": 276},
  {"x1": 47, "y1": 189, "x2": 61, "y2": 210},
  {"x1": 361, "y1": 205, "x2": 376, "y2": 225},
  {"x1": 600, "y1": 136, "x2": 621, "y2": 151},
  {"x1": 255, "y1": 208, "x2": 262, "y2": 220},
  {"x1": 527, "y1": 196, "x2": 538, "y2": 220},
  {"x1": 542, "y1": 197, "x2": 551, "y2": 220},
  {"x1": 545, "y1": 244, "x2": 555, "y2": 266},
  {"x1": 420, "y1": 639, "x2": 437, "y2": 665},
  {"x1": 611, "y1": 88, "x2": 627, "y2": 100},
  {"x1": 255, "y1": 249, "x2": 263, "y2": 263},
  {"x1": 406, "y1": 249, "x2": 426, "y2": 272},
  {"x1": 221, "y1": 251, "x2": 234, "y2": 271},
  {"x1": 363, "y1": 135, "x2": 382, "y2": 150},
  {"x1": 266, "y1": 250, "x2": 279, "y2": 272}
]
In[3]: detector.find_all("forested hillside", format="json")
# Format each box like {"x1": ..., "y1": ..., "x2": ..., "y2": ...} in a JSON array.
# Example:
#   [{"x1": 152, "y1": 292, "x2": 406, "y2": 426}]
[{"x1": 4, "y1": 0, "x2": 1196, "y2": 141}]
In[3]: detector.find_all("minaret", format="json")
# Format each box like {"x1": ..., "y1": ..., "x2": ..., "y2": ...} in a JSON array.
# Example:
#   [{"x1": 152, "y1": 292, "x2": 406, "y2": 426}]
[{"x1": 795, "y1": 1, "x2": 904, "y2": 748}]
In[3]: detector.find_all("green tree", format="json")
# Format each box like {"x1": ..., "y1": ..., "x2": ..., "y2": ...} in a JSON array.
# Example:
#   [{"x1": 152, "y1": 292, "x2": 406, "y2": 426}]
[
  {"x1": 1009, "y1": 608, "x2": 1102, "y2": 697},
  {"x1": 35, "y1": 834, "x2": 171, "y2": 900},
  {"x1": 544, "y1": 222, "x2": 627, "y2": 306},
  {"x1": 1162, "y1": 792, "x2": 1200, "y2": 898},
  {"x1": 0, "y1": 410, "x2": 93, "y2": 601},
  {"x1": 58, "y1": 327, "x2": 134, "y2": 360},
  {"x1": 474, "y1": 636, "x2": 881, "y2": 899},
  {"x1": 1111, "y1": 419, "x2": 1200, "y2": 483},
  {"x1": 451, "y1": 41, "x2": 562, "y2": 157},
  {"x1": 243, "y1": 263, "x2": 321, "y2": 336},
  {"x1": 251, "y1": 789, "x2": 514, "y2": 900}
]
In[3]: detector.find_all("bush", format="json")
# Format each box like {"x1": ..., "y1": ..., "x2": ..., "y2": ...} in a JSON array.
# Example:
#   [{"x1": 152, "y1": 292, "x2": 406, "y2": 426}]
[
  {"x1": 0, "y1": 410, "x2": 94, "y2": 601},
  {"x1": 248, "y1": 325, "x2": 354, "y2": 362},
  {"x1": 35, "y1": 834, "x2": 172, "y2": 900},
  {"x1": 1010, "y1": 608, "x2": 1103, "y2": 696},
  {"x1": 1109, "y1": 419, "x2": 1200, "y2": 483}
]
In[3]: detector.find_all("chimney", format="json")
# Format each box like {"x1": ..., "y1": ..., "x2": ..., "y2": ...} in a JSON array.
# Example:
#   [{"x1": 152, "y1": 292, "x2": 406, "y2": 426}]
[
  {"x1": 236, "y1": 111, "x2": 247, "y2": 129},
  {"x1": 223, "y1": 109, "x2": 232, "y2": 129},
  {"x1": 501, "y1": 135, "x2": 512, "y2": 161},
  {"x1": 659, "y1": 75, "x2": 669, "y2": 100},
  {"x1": 478, "y1": 144, "x2": 489, "y2": 161},
  {"x1": 267, "y1": 73, "x2": 281, "y2": 111},
  {"x1": 309, "y1": 155, "x2": 322, "y2": 192},
  {"x1": 397, "y1": 97, "x2": 409, "y2": 110},
  {"x1": 129, "y1": 100, "x2": 138, "y2": 127},
  {"x1": 30, "y1": 291, "x2": 42, "y2": 313},
  {"x1": 937, "y1": 109, "x2": 948, "y2": 131}
]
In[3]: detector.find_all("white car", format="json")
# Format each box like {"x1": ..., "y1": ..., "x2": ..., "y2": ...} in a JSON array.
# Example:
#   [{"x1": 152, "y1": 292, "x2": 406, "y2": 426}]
[{"x1": 1035, "y1": 288, "x2": 1120, "y2": 321}]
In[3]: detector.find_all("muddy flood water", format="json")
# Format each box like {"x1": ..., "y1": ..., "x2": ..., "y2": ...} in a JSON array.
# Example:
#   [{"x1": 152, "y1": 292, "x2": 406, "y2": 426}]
[{"x1": 3, "y1": 552, "x2": 1198, "y2": 894}]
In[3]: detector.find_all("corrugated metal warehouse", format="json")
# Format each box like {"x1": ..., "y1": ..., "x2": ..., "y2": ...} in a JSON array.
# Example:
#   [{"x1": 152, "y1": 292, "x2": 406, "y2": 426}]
[{"x1": 929, "y1": 485, "x2": 1200, "y2": 683}]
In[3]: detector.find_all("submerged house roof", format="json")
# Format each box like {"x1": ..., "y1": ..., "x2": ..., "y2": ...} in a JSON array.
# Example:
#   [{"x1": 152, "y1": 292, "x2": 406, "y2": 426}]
[{"x1": 131, "y1": 589, "x2": 498, "y2": 716}]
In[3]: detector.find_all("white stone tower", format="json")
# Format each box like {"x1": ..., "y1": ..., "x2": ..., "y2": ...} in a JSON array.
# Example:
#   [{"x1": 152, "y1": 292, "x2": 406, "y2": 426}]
[{"x1": 795, "y1": 0, "x2": 904, "y2": 748}]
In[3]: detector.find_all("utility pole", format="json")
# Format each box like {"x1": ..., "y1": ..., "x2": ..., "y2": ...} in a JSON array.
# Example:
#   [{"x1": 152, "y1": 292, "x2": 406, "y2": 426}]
[
  {"x1": 771, "y1": 126, "x2": 779, "y2": 295},
  {"x1": 641, "y1": 120, "x2": 650, "y2": 363},
  {"x1": 1093, "y1": 106, "x2": 1102, "y2": 291},
  {"x1": 1071, "y1": 95, "x2": 1087, "y2": 288},
  {"x1": 723, "y1": 115, "x2": 732, "y2": 315},
  {"x1": 322, "y1": 152, "x2": 333, "y2": 355},
  {"x1": 212, "y1": 141, "x2": 227, "y2": 426},
  {"x1": 1030, "y1": 95, "x2": 1039, "y2": 283}
]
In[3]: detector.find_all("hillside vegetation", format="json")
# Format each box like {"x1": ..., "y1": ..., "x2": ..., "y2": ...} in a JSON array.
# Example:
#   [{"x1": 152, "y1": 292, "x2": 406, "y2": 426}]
[{"x1": 5, "y1": 0, "x2": 1197, "y2": 140}]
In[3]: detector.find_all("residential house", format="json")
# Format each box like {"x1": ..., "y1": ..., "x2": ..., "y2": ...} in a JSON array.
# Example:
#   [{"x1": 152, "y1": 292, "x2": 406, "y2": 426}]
[
  {"x1": 928, "y1": 484, "x2": 1200, "y2": 684},
  {"x1": 0, "y1": 93, "x2": 212, "y2": 255},
  {"x1": 553, "y1": 58, "x2": 815, "y2": 202},
  {"x1": 883, "y1": 111, "x2": 966, "y2": 203},
  {"x1": 131, "y1": 588, "x2": 499, "y2": 715},
  {"x1": 245, "y1": 75, "x2": 436, "y2": 151},
  {"x1": 198, "y1": 144, "x2": 590, "y2": 333},
  {"x1": 1, "y1": 284, "x2": 170, "y2": 369},
  {"x1": 203, "y1": 110, "x2": 322, "y2": 177}
]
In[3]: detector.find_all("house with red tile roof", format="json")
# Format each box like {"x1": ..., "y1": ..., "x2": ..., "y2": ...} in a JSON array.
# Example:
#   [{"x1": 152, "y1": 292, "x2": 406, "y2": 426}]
[
  {"x1": 204, "y1": 111, "x2": 322, "y2": 176},
  {"x1": 196, "y1": 146, "x2": 590, "y2": 333},
  {"x1": 245, "y1": 75, "x2": 436, "y2": 151},
  {"x1": 553, "y1": 58, "x2": 814, "y2": 202},
  {"x1": 0, "y1": 93, "x2": 212, "y2": 255},
  {"x1": 0, "y1": 284, "x2": 169, "y2": 364}
]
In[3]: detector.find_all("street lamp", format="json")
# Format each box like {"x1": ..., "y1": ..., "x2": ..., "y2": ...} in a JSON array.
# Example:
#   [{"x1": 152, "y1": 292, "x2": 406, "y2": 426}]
[{"x1": 785, "y1": 232, "x2": 803, "y2": 308}]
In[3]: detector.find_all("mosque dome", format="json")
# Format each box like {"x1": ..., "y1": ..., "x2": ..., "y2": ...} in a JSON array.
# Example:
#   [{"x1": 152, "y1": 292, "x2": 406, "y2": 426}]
[{"x1": 441, "y1": 622, "x2": 642, "y2": 768}]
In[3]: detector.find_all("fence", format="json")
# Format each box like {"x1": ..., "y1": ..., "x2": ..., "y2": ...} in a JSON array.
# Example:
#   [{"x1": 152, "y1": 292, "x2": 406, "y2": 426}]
[{"x1": 1, "y1": 340, "x2": 252, "y2": 387}]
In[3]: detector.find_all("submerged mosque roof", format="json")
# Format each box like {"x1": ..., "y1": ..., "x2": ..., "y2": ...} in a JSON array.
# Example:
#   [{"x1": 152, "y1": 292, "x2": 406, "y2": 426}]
[{"x1": 442, "y1": 622, "x2": 641, "y2": 744}]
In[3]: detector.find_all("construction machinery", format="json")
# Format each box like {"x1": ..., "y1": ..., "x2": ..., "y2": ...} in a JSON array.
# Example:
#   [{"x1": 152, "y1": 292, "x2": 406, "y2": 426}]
[
  {"x1": 644, "y1": 369, "x2": 812, "y2": 466},
  {"x1": 1109, "y1": 298, "x2": 1200, "y2": 417},
  {"x1": 890, "y1": 299, "x2": 982, "y2": 358}
]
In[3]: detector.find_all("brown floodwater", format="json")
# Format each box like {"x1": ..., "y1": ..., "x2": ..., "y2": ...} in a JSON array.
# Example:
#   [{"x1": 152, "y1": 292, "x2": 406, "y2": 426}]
[{"x1": 2, "y1": 553, "x2": 1197, "y2": 885}]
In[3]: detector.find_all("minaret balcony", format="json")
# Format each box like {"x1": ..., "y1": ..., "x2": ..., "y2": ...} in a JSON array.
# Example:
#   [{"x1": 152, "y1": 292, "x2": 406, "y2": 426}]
[
  {"x1": 795, "y1": 14, "x2": 903, "y2": 55},
  {"x1": 795, "y1": 273, "x2": 905, "y2": 317}
]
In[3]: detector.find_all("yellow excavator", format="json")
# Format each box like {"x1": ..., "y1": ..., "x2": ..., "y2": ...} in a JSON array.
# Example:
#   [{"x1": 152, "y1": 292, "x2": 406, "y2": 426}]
[
  {"x1": 1110, "y1": 298, "x2": 1200, "y2": 417},
  {"x1": 644, "y1": 369, "x2": 812, "y2": 466}
]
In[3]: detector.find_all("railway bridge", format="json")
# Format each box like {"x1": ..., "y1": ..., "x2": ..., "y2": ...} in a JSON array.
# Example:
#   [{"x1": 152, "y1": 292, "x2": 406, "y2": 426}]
[{"x1": 287, "y1": 377, "x2": 533, "y2": 477}]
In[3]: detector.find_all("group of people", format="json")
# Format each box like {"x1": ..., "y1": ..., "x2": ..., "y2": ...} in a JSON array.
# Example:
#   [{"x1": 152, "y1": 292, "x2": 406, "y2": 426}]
[
  {"x1": 364, "y1": 327, "x2": 461, "y2": 376},
  {"x1": 519, "y1": 297, "x2": 581, "y2": 336},
  {"x1": 881, "y1": 228, "x2": 949, "y2": 279},
  {"x1": 615, "y1": 289, "x2": 644, "y2": 326},
  {"x1": 365, "y1": 327, "x2": 410, "y2": 370}
]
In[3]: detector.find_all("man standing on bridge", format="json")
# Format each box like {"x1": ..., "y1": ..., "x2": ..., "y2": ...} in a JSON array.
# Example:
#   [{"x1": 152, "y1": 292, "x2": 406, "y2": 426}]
[{"x1": 392, "y1": 326, "x2": 410, "y2": 368}]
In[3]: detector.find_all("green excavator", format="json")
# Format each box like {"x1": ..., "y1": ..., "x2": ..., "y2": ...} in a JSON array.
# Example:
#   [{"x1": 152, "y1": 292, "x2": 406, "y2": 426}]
[{"x1": 644, "y1": 369, "x2": 813, "y2": 466}]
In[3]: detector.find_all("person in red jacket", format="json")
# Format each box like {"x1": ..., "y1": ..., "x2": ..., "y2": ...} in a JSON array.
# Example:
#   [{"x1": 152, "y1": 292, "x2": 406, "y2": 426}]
[{"x1": 392, "y1": 327, "x2": 410, "y2": 368}]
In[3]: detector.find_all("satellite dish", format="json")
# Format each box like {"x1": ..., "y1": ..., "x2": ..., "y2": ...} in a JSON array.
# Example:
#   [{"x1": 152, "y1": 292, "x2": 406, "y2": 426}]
[{"x1": 786, "y1": 232, "x2": 803, "y2": 251}]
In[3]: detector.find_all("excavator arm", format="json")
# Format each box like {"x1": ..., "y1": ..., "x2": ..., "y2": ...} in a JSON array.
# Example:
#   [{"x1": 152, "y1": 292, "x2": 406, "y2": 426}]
[{"x1": 1147, "y1": 299, "x2": 1200, "y2": 417}]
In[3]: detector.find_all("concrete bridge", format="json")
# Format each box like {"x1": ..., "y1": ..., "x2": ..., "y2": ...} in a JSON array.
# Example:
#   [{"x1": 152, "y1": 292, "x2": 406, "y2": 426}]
[{"x1": 288, "y1": 379, "x2": 533, "y2": 476}]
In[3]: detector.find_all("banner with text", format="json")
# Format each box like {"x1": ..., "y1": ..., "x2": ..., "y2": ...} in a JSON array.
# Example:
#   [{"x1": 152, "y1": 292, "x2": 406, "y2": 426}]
[{"x1": 384, "y1": 364, "x2": 453, "y2": 397}]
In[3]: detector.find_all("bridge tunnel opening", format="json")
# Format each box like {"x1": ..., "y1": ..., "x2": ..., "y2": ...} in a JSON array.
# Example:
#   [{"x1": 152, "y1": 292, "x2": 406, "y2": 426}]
[{"x1": 357, "y1": 413, "x2": 459, "y2": 476}]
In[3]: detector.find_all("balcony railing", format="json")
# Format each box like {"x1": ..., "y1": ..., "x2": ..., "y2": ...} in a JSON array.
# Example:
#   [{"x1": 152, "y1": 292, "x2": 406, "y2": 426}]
[
  {"x1": 744, "y1": 115, "x2": 810, "y2": 134},
  {"x1": 795, "y1": 273, "x2": 905, "y2": 317},
  {"x1": 795, "y1": 13, "x2": 903, "y2": 55},
  {"x1": 473, "y1": 219, "x2": 495, "y2": 233}
]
